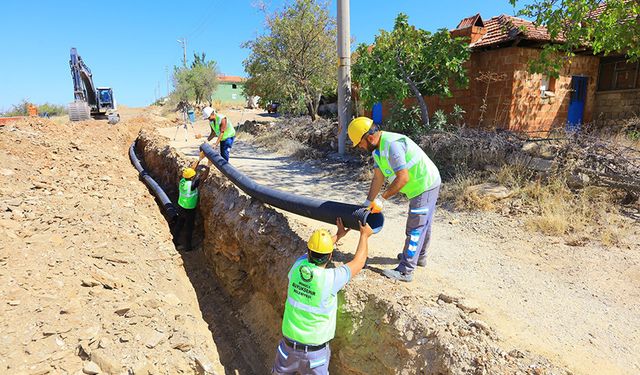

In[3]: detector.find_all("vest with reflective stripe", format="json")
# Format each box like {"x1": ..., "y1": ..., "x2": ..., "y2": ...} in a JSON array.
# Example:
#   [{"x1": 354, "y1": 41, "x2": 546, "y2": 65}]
[
  {"x1": 178, "y1": 178, "x2": 198, "y2": 209},
  {"x1": 372, "y1": 131, "x2": 440, "y2": 199},
  {"x1": 209, "y1": 114, "x2": 236, "y2": 141},
  {"x1": 282, "y1": 257, "x2": 337, "y2": 345}
]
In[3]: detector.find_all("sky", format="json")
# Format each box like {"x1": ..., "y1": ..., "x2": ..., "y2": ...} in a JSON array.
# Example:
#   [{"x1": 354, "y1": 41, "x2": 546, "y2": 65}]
[{"x1": 0, "y1": 0, "x2": 520, "y2": 111}]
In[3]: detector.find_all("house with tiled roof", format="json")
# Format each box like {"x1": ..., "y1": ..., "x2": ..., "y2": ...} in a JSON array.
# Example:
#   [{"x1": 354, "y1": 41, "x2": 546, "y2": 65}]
[
  {"x1": 374, "y1": 12, "x2": 638, "y2": 133},
  {"x1": 211, "y1": 74, "x2": 248, "y2": 106}
]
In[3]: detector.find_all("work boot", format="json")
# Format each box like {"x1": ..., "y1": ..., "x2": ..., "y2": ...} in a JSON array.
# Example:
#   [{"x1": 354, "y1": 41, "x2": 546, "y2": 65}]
[
  {"x1": 382, "y1": 267, "x2": 414, "y2": 282},
  {"x1": 397, "y1": 253, "x2": 427, "y2": 267}
]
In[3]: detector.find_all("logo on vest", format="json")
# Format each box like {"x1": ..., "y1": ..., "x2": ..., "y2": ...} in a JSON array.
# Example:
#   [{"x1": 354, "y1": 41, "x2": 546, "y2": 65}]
[{"x1": 299, "y1": 265, "x2": 314, "y2": 282}]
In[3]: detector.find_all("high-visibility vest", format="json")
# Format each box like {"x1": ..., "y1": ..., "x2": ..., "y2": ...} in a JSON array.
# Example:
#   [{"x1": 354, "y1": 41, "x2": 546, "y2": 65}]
[
  {"x1": 282, "y1": 257, "x2": 337, "y2": 345},
  {"x1": 372, "y1": 131, "x2": 440, "y2": 199},
  {"x1": 209, "y1": 114, "x2": 236, "y2": 141},
  {"x1": 178, "y1": 178, "x2": 198, "y2": 209}
]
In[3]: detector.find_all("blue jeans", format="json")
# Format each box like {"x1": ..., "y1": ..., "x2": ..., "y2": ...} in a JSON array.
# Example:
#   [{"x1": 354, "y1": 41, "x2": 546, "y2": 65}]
[{"x1": 220, "y1": 136, "x2": 235, "y2": 161}]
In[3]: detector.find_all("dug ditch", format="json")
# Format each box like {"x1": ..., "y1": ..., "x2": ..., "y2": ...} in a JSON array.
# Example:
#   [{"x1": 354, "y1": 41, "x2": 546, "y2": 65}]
[{"x1": 134, "y1": 128, "x2": 567, "y2": 374}]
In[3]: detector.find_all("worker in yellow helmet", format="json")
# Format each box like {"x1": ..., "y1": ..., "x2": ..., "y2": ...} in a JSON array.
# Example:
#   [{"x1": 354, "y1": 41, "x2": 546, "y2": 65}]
[
  {"x1": 172, "y1": 165, "x2": 209, "y2": 252},
  {"x1": 272, "y1": 218, "x2": 373, "y2": 374},
  {"x1": 348, "y1": 117, "x2": 441, "y2": 282}
]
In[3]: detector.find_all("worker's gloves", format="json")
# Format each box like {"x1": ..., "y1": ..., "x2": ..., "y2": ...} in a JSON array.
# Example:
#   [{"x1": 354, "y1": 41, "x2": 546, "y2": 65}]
[{"x1": 366, "y1": 197, "x2": 385, "y2": 213}]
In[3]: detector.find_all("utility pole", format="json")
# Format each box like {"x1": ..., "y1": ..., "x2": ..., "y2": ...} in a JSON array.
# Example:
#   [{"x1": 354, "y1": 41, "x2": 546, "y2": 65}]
[
  {"x1": 165, "y1": 66, "x2": 170, "y2": 96},
  {"x1": 337, "y1": 0, "x2": 352, "y2": 155},
  {"x1": 177, "y1": 38, "x2": 187, "y2": 67}
]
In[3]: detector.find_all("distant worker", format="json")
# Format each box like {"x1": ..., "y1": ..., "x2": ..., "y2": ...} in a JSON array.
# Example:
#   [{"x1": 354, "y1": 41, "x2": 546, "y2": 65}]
[
  {"x1": 172, "y1": 165, "x2": 209, "y2": 252},
  {"x1": 201, "y1": 106, "x2": 236, "y2": 162},
  {"x1": 272, "y1": 219, "x2": 373, "y2": 374},
  {"x1": 348, "y1": 117, "x2": 441, "y2": 282}
]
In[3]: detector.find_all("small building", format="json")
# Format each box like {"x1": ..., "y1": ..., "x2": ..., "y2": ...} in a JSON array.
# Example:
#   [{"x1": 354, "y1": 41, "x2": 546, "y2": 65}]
[
  {"x1": 211, "y1": 75, "x2": 247, "y2": 106},
  {"x1": 374, "y1": 12, "x2": 639, "y2": 133}
]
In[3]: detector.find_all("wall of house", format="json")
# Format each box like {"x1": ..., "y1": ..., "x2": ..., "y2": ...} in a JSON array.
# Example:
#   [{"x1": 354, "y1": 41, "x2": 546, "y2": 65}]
[
  {"x1": 211, "y1": 82, "x2": 247, "y2": 105},
  {"x1": 594, "y1": 89, "x2": 640, "y2": 122},
  {"x1": 375, "y1": 47, "x2": 600, "y2": 134},
  {"x1": 508, "y1": 49, "x2": 599, "y2": 133}
]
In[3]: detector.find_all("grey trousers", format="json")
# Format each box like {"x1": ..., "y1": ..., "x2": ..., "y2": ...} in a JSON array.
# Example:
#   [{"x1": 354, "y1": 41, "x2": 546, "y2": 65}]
[
  {"x1": 397, "y1": 185, "x2": 440, "y2": 274},
  {"x1": 272, "y1": 339, "x2": 331, "y2": 375}
]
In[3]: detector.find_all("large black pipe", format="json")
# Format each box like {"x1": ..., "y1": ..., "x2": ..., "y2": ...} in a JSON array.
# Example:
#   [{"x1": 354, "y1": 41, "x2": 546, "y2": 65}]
[
  {"x1": 129, "y1": 142, "x2": 178, "y2": 221},
  {"x1": 200, "y1": 143, "x2": 384, "y2": 233}
]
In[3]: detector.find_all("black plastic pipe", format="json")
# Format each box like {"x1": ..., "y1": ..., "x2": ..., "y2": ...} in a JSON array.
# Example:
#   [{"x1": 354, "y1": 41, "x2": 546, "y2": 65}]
[
  {"x1": 129, "y1": 142, "x2": 178, "y2": 221},
  {"x1": 200, "y1": 143, "x2": 384, "y2": 233}
]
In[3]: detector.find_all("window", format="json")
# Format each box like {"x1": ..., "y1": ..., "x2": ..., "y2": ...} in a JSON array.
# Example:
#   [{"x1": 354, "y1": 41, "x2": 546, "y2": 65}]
[
  {"x1": 541, "y1": 75, "x2": 556, "y2": 97},
  {"x1": 232, "y1": 84, "x2": 237, "y2": 89},
  {"x1": 597, "y1": 56, "x2": 639, "y2": 91}
]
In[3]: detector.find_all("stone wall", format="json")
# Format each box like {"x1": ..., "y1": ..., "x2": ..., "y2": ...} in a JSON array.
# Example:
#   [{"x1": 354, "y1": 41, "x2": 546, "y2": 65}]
[{"x1": 594, "y1": 89, "x2": 640, "y2": 122}]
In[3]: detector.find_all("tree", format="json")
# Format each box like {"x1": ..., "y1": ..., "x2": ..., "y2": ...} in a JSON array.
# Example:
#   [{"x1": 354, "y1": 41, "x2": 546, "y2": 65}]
[
  {"x1": 243, "y1": 0, "x2": 337, "y2": 121},
  {"x1": 510, "y1": 0, "x2": 640, "y2": 75},
  {"x1": 352, "y1": 13, "x2": 470, "y2": 128},
  {"x1": 170, "y1": 52, "x2": 218, "y2": 107}
]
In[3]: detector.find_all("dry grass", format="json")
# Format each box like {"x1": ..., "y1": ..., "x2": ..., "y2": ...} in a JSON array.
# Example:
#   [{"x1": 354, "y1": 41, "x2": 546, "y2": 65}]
[
  {"x1": 253, "y1": 132, "x2": 320, "y2": 160},
  {"x1": 439, "y1": 169, "x2": 486, "y2": 210},
  {"x1": 442, "y1": 162, "x2": 631, "y2": 245}
]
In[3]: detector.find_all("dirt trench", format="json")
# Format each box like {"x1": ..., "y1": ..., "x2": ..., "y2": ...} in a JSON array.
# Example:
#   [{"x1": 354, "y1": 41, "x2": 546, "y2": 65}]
[{"x1": 136, "y1": 128, "x2": 568, "y2": 375}]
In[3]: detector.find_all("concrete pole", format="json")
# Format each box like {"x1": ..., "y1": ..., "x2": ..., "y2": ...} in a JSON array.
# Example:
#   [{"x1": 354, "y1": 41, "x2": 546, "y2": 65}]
[
  {"x1": 177, "y1": 38, "x2": 187, "y2": 68},
  {"x1": 337, "y1": 0, "x2": 352, "y2": 155}
]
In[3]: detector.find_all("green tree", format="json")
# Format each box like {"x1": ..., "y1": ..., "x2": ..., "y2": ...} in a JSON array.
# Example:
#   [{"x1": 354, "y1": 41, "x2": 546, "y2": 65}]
[
  {"x1": 170, "y1": 52, "x2": 218, "y2": 106},
  {"x1": 243, "y1": 0, "x2": 337, "y2": 120},
  {"x1": 352, "y1": 13, "x2": 470, "y2": 128},
  {"x1": 510, "y1": 0, "x2": 640, "y2": 75}
]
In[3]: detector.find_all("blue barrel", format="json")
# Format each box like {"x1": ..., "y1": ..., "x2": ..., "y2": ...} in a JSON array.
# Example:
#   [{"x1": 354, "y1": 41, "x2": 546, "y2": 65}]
[
  {"x1": 187, "y1": 109, "x2": 195, "y2": 123},
  {"x1": 372, "y1": 102, "x2": 383, "y2": 124}
]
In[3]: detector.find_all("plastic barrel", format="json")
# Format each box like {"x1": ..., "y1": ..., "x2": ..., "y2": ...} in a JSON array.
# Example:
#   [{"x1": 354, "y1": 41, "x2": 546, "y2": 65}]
[{"x1": 188, "y1": 110, "x2": 195, "y2": 123}]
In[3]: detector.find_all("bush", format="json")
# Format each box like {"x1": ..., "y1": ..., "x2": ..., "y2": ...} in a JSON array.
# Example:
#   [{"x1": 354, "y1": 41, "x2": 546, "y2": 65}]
[
  {"x1": 1, "y1": 100, "x2": 66, "y2": 117},
  {"x1": 383, "y1": 104, "x2": 423, "y2": 137},
  {"x1": 37, "y1": 103, "x2": 67, "y2": 116}
]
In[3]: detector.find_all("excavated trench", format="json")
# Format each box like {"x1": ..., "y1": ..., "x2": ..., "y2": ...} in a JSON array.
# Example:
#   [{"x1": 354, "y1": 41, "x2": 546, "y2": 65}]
[{"x1": 133, "y1": 128, "x2": 567, "y2": 374}]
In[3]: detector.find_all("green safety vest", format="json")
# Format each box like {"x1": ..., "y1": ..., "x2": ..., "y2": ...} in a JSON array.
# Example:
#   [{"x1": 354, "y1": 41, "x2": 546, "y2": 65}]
[
  {"x1": 282, "y1": 257, "x2": 337, "y2": 345},
  {"x1": 372, "y1": 131, "x2": 440, "y2": 199},
  {"x1": 178, "y1": 178, "x2": 198, "y2": 209},
  {"x1": 209, "y1": 114, "x2": 236, "y2": 141}
]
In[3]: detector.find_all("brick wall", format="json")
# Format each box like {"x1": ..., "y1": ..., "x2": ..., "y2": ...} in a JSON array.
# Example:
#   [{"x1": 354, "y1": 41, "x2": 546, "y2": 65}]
[
  {"x1": 594, "y1": 89, "x2": 640, "y2": 121},
  {"x1": 377, "y1": 47, "x2": 601, "y2": 134},
  {"x1": 508, "y1": 49, "x2": 599, "y2": 133}
]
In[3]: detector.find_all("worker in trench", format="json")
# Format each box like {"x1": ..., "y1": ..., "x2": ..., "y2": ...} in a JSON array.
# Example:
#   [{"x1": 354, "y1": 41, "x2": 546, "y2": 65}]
[
  {"x1": 348, "y1": 117, "x2": 441, "y2": 282},
  {"x1": 195, "y1": 106, "x2": 236, "y2": 163},
  {"x1": 272, "y1": 218, "x2": 373, "y2": 374},
  {"x1": 172, "y1": 165, "x2": 209, "y2": 252}
]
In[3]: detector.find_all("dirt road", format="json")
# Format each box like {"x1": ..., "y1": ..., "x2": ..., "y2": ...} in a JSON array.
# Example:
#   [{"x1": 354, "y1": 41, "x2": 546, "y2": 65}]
[{"x1": 161, "y1": 109, "x2": 640, "y2": 375}]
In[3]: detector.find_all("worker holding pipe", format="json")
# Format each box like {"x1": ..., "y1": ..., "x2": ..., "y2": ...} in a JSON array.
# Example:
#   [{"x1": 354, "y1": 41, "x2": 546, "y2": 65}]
[
  {"x1": 199, "y1": 106, "x2": 236, "y2": 162},
  {"x1": 172, "y1": 165, "x2": 209, "y2": 252},
  {"x1": 272, "y1": 219, "x2": 373, "y2": 374},
  {"x1": 348, "y1": 117, "x2": 441, "y2": 282}
]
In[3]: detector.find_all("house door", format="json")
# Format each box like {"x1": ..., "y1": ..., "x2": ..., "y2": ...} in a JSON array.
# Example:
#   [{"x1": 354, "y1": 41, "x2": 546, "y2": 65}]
[{"x1": 567, "y1": 76, "x2": 588, "y2": 131}]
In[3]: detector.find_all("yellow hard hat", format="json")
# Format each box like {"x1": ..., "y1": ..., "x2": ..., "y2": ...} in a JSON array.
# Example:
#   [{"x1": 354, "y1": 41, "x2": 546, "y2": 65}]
[
  {"x1": 347, "y1": 117, "x2": 373, "y2": 147},
  {"x1": 183, "y1": 168, "x2": 196, "y2": 179},
  {"x1": 307, "y1": 229, "x2": 334, "y2": 254}
]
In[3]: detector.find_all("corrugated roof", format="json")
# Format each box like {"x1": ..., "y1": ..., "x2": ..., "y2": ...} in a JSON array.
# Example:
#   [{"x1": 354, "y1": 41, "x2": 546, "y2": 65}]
[{"x1": 470, "y1": 15, "x2": 556, "y2": 48}]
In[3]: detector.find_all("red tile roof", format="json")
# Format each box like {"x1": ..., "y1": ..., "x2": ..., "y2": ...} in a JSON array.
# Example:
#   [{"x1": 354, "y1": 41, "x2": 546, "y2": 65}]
[
  {"x1": 217, "y1": 75, "x2": 246, "y2": 83},
  {"x1": 469, "y1": 14, "x2": 558, "y2": 48}
]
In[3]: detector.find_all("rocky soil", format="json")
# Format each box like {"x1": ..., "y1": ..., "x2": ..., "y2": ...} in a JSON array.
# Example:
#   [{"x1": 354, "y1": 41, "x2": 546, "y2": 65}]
[{"x1": 0, "y1": 115, "x2": 229, "y2": 374}]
